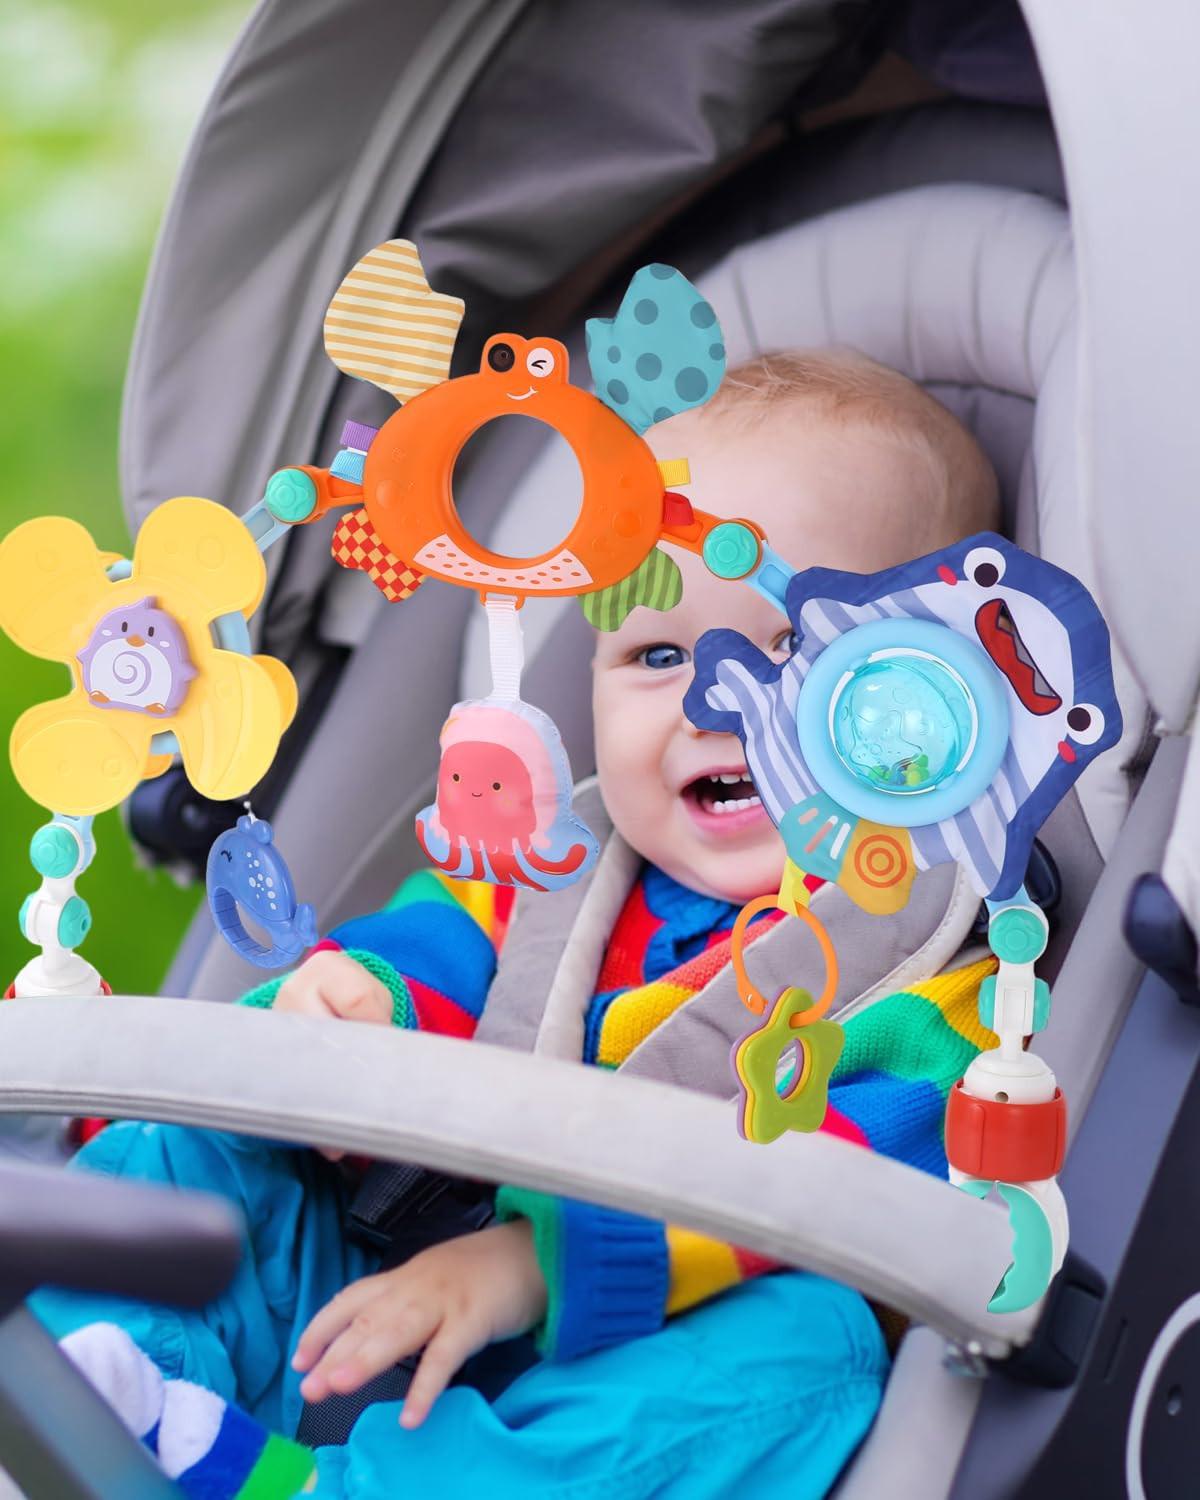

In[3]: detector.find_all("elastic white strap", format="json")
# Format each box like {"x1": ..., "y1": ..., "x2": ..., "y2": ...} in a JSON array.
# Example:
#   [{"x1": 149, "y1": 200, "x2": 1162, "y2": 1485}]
[{"x1": 484, "y1": 594, "x2": 524, "y2": 701}]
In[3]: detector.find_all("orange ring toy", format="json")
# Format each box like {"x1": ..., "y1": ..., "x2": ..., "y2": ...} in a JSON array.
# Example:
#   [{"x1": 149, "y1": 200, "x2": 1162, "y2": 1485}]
[{"x1": 365, "y1": 335, "x2": 665, "y2": 599}]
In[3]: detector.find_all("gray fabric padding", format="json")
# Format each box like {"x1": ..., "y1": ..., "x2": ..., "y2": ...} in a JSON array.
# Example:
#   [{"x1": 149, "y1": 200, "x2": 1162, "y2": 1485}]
[
  {"x1": 481, "y1": 779, "x2": 978, "y2": 1090},
  {"x1": 475, "y1": 780, "x2": 615, "y2": 1052},
  {"x1": 0, "y1": 994, "x2": 1030, "y2": 1357},
  {"x1": 1040, "y1": 731, "x2": 1186, "y2": 1129},
  {"x1": 621, "y1": 863, "x2": 973, "y2": 1093},
  {"x1": 829, "y1": 736, "x2": 1185, "y2": 1500},
  {"x1": 1018, "y1": 0, "x2": 1200, "y2": 733}
]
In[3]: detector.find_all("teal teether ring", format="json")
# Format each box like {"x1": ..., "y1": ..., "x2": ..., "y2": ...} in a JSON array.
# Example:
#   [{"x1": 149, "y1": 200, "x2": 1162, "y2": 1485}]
[
  {"x1": 57, "y1": 895, "x2": 91, "y2": 948},
  {"x1": 30, "y1": 824, "x2": 79, "y2": 879},
  {"x1": 264, "y1": 468, "x2": 318, "y2": 524},
  {"x1": 703, "y1": 522, "x2": 761, "y2": 581}
]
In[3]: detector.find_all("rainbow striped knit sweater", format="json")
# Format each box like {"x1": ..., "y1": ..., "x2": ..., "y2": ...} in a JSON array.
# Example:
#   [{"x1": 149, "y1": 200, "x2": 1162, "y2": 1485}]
[{"x1": 244, "y1": 862, "x2": 997, "y2": 1361}]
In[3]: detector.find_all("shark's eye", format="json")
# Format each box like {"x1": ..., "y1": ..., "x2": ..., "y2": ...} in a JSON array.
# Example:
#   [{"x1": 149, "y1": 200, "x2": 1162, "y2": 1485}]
[
  {"x1": 526, "y1": 345, "x2": 556, "y2": 377},
  {"x1": 492, "y1": 781, "x2": 502, "y2": 791},
  {"x1": 963, "y1": 546, "x2": 1006, "y2": 588},
  {"x1": 1066, "y1": 704, "x2": 1106, "y2": 745},
  {"x1": 487, "y1": 342, "x2": 515, "y2": 372},
  {"x1": 451, "y1": 772, "x2": 461, "y2": 782}
]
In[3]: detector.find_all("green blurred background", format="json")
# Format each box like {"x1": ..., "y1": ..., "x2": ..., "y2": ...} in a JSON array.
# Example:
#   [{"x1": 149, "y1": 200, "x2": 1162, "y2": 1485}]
[{"x1": 0, "y1": 0, "x2": 249, "y2": 991}]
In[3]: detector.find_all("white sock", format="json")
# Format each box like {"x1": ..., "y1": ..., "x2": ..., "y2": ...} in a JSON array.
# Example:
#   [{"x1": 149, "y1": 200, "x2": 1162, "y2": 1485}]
[
  {"x1": 156, "y1": 1378, "x2": 227, "y2": 1480},
  {"x1": 60, "y1": 1322, "x2": 163, "y2": 1442},
  {"x1": 60, "y1": 1319, "x2": 316, "y2": 1497}
]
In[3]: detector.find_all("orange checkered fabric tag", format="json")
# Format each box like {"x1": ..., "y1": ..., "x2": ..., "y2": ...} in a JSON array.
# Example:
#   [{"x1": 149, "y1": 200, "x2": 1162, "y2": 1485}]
[{"x1": 332, "y1": 508, "x2": 424, "y2": 603}]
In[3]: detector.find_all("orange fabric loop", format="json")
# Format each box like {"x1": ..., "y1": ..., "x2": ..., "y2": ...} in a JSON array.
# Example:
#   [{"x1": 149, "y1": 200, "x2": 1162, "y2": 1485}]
[{"x1": 731, "y1": 894, "x2": 839, "y2": 1027}]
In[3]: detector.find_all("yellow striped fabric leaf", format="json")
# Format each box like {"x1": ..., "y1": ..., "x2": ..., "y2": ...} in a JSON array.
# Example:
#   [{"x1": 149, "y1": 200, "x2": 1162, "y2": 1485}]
[{"x1": 323, "y1": 240, "x2": 465, "y2": 402}]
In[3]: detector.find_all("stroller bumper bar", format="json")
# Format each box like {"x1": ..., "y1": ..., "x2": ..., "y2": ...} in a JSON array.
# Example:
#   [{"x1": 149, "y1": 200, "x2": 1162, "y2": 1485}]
[{"x1": 0, "y1": 994, "x2": 1035, "y2": 1357}]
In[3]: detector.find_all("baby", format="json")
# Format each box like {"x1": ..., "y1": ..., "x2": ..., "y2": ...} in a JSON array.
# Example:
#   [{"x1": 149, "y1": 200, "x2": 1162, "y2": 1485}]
[{"x1": 38, "y1": 350, "x2": 999, "y2": 1500}]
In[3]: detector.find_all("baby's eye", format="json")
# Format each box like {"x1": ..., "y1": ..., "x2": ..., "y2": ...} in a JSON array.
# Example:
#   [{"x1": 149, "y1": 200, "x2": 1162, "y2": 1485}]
[
  {"x1": 771, "y1": 628, "x2": 799, "y2": 657},
  {"x1": 637, "y1": 643, "x2": 691, "y2": 670}
]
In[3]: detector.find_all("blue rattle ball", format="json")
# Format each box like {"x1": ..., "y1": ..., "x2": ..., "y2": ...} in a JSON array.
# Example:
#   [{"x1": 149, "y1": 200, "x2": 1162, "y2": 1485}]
[
  {"x1": 796, "y1": 619, "x2": 1010, "y2": 828},
  {"x1": 831, "y1": 655, "x2": 972, "y2": 794}
]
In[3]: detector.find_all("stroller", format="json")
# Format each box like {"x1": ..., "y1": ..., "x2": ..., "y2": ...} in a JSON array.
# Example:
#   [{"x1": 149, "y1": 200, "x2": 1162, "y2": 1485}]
[{"x1": 2, "y1": 0, "x2": 1199, "y2": 1494}]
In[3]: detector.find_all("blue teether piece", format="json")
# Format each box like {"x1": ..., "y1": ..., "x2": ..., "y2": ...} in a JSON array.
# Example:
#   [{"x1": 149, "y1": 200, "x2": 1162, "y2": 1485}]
[
  {"x1": 586, "y1": 264, "x2": 727, "y2": 434},
  {"x1": 206, "y1": 813, "x2": 318, "y2": 969}
]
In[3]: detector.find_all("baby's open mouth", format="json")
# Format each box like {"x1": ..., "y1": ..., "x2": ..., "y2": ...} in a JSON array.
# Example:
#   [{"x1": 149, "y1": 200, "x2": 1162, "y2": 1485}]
[{"x1": 682, "y1": 771, "x2": 762, "y2": 817}]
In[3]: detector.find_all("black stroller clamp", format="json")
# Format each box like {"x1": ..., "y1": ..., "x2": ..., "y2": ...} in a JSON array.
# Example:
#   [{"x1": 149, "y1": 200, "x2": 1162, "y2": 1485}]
[
  {"x1": 0, "y1": 1159, "x2": 240, "y2": 1500},
  {"x1": 996, "y1": 1249, "x2": 1107, "y2": 1390}
]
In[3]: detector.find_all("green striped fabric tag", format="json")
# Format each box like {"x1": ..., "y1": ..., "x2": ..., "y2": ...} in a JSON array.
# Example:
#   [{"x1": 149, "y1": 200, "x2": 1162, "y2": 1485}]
[{"x1": 581, "y1": 547, "x2": 683, "y2": 631}]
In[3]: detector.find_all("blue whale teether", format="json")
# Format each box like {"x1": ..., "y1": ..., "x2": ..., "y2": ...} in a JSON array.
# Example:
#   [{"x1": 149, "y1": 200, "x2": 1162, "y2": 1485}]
[{"x1": 206, "y1": 810, "x2": 317, "y2": 968}]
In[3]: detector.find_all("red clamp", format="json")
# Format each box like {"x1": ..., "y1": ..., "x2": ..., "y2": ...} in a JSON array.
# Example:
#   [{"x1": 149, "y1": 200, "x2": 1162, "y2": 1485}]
[{"x1": 944, "y1": 1082, "x2": 1067, "y2": 1182}]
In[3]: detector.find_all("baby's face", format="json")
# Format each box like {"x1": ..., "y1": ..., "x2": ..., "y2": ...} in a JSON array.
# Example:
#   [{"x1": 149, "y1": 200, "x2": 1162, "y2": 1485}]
[{"x1": 592, "y1": 403, "x2": 947, "y2": 903}]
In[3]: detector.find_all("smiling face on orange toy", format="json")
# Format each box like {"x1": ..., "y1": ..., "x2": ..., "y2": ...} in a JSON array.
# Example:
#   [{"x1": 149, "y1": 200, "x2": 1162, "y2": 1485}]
[{"x1": 361, "y1": 334, "x2": 665, "y2": 599}]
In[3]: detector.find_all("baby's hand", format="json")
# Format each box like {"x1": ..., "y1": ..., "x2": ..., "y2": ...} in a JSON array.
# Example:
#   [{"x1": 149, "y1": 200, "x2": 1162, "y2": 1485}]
[
  {"x1": 292, "y1": 1220, "x2": 546, "y2": 1429},
  {"x1": 273, "y1": 949, "x2": 392, "y2": 1027}
]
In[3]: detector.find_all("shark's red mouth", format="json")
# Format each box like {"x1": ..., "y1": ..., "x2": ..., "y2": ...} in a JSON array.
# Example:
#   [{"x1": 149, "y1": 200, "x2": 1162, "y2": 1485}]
[{"x1": 975, "y1": 599, "x2": 1061, "y2": 716}]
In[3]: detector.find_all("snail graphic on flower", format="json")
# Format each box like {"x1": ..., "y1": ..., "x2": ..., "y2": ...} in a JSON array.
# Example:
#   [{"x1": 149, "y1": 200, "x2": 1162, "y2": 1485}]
[{"x1": 77, "y1": 597, "x2": 197, "y2": 716}]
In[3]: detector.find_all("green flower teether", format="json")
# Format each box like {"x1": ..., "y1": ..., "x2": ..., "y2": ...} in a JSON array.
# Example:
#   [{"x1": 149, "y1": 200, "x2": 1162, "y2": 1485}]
[{"x1": 733, "y1": 987, "x2": 844, "y2": 1144}]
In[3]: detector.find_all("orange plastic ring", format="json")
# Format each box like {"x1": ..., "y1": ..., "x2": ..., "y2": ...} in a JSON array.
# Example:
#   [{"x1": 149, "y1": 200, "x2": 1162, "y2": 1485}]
[{"x1": 731, "y1": 894, "x2": 839, "y2": 1026}]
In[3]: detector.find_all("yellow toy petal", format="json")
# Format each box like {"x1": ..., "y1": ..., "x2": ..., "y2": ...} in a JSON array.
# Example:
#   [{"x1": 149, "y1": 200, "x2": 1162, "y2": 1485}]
[
  {"x1": 142, "y1": 751, "x2": 175, "y2": 780},
  {"x1": 254, "y1": 653, "x2": 299, "y2": 733},
  {"x1": 0, "y1": 517, "x2": 111, "y2": 662},
  {"x1": 11, "y1": 694, "x2": 153, "y2": 815},
  {"x1": 173, "y1": 649, "x2": 288, "y2": 801},
  {"x1": 133, "y1": 497, "x2": 267, "y2": 623}
]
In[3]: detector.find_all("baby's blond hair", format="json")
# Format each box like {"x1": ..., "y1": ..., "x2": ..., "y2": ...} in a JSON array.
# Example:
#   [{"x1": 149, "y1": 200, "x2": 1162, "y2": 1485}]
[{"x1": 708, "y1": 349, "x2": 1000, "y2": 540}]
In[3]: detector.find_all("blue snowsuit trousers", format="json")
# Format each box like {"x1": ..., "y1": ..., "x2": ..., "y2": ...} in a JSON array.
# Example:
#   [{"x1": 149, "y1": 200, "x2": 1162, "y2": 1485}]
[{"x1": 32, "y1": 1122, "x2": 888, "y2": 1498}]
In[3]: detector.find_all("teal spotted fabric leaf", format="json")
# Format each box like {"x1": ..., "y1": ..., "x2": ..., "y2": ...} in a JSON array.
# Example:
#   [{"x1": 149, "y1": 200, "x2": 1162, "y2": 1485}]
[
  {"x1": 580, "y1": 546, "x2": 683, "y2": 631},
  {"x1": 585, "y1": 264, "x2": 727, "y2": 434}
]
